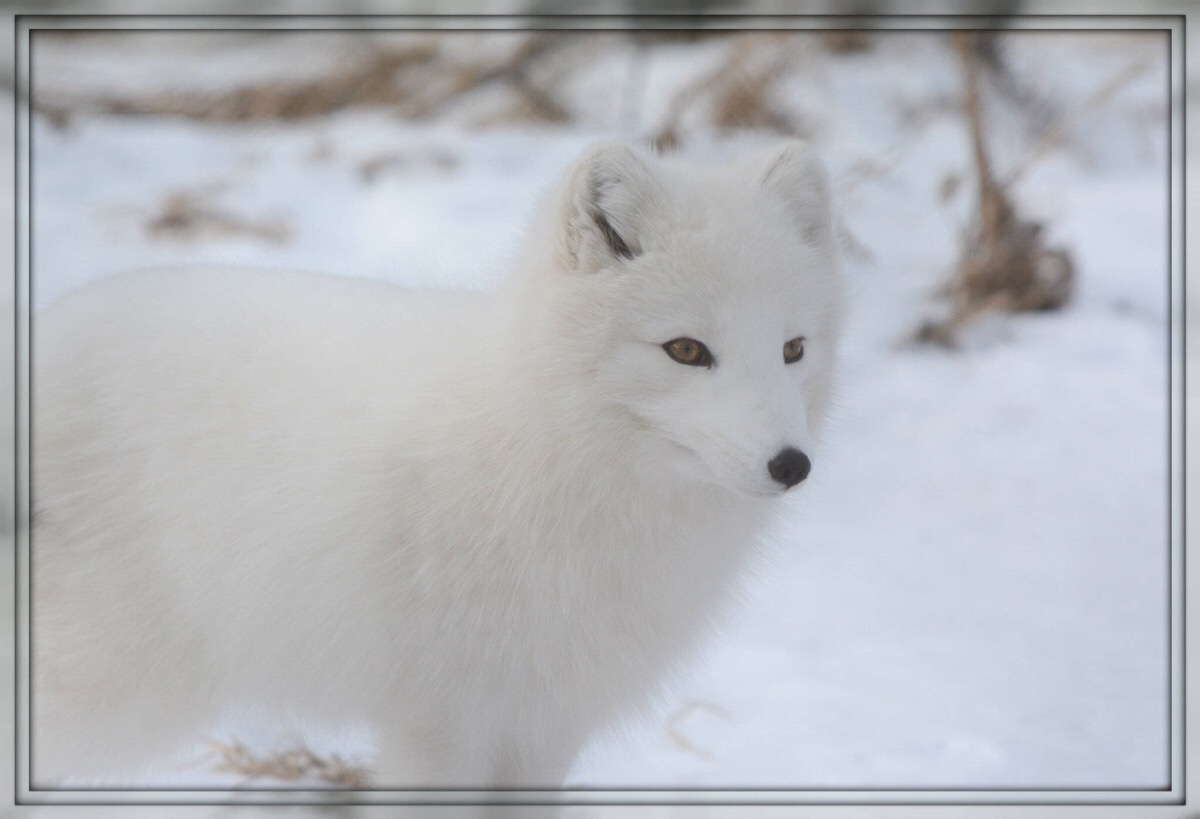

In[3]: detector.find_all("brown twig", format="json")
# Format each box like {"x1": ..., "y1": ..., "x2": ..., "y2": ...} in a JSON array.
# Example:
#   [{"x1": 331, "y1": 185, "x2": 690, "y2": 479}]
[{"x1": 1001, "y1": 58, "x2": 1151, "y2": 189}]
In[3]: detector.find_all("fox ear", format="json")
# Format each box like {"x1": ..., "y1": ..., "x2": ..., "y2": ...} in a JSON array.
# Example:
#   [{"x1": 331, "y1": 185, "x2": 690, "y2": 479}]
[
  {"x1": 759, "y1": 140, "x2": 833, "y2": 247},
  {"x1": 562, "y1": 144, "x2": 659, "y2": 273}
]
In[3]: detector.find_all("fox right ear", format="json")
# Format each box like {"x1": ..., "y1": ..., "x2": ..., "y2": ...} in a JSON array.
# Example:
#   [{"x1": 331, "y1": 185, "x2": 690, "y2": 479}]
[
  {"x1": 759, "y1": 140, "x2": 834, "y2": 248},
  {"x1": 561, "y1": 144, "x2": 659, "y2": 274}
]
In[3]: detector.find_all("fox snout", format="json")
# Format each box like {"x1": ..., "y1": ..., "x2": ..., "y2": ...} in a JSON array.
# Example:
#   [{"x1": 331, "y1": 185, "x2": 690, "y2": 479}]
[{"x1": 768, "y1": 447, "x2": 811, "y2": 489}]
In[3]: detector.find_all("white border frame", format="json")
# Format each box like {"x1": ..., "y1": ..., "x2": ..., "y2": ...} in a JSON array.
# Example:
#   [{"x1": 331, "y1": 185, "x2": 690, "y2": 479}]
[{"x1": 7, "y1": 9, "x2": 1189, "y2": 818}]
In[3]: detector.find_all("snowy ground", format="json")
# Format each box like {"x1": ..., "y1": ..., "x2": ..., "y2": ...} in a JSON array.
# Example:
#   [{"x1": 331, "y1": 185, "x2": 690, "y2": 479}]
[{"x1": 27, "y1": 28, "x2": 1171, "y2": 792}]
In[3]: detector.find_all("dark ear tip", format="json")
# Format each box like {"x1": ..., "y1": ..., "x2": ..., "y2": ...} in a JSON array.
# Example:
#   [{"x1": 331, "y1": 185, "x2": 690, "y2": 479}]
[
  {"x1": 579, "y1": 144, "x2": 650, "y2": 262},
  {"x1": 591, "y1": 206, "x2": 636, "y2": 260}
]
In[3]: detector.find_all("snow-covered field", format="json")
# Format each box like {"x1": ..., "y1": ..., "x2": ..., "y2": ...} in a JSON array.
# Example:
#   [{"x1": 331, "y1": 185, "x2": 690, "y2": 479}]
[{"x1": 28, "y1": 28, "x2": 1171, "y2": 793}]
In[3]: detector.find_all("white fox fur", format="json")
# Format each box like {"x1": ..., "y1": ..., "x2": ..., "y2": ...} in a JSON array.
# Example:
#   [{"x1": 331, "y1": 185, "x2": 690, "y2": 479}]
[{"x1": 31, "y1": 141, "x2": 843, "y2": 788}]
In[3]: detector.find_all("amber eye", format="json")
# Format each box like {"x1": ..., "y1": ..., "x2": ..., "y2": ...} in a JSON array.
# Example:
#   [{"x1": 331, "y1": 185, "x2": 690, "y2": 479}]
[
  {"x1": 783, "y1": 336, "x2": 806, "y2": 364},
  {"x1": 663, "y1": 337, "x2": 714, "y2": 368}
]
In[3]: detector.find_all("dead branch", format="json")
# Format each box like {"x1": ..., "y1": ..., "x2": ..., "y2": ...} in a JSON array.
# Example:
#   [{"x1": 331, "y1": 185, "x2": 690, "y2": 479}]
[{"x1": 913, "y1": 32, "x2": 1075, "y2": 348}]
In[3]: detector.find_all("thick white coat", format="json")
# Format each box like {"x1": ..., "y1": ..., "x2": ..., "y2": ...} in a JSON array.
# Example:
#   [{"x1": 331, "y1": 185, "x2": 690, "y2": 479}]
[{"x1": 31, "y1": 142, "x2": 842, "y2": 787}]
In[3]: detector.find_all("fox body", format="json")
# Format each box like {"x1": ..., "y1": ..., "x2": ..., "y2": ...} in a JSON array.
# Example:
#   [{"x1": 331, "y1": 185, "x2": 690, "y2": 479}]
[{"x1": 31, "y1": 142, "x2": 842, "y2": 787}]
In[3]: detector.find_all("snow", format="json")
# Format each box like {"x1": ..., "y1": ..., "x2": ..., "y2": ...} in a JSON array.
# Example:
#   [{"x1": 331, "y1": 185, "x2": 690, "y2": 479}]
[{"x1": 27, "y1": 28, "x2": 1170, "y2": 793}]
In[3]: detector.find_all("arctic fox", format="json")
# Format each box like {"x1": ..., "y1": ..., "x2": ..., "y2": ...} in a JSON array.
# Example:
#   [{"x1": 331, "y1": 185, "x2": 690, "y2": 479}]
[{"x1": 31, "y1": 141, "x2": 843, "y2": 788}]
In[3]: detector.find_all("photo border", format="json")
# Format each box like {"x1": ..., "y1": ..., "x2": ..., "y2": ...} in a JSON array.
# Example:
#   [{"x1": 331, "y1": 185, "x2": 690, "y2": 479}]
[{"x1": 8, "y1": 9, "x2": 1189, "y2": 818}]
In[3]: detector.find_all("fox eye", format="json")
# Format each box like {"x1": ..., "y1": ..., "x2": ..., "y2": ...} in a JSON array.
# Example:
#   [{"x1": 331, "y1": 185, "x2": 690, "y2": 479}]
[
  {"x1": 663, "y1": 337, "x2": 714, "y2": 368},
  {"x1": 783, "y1": 336, "x2": 806, "y2": 364}
]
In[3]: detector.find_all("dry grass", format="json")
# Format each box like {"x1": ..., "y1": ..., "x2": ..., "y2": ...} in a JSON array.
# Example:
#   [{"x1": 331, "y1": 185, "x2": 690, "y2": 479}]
[
  {"x1": 653, "y1": 33, "x2": 807, "y2": 147},
  {"x1": 145, "y1": 189, "x2": 291, "y2": 245},
  {"x1": 207, "y1": 739, "x2": 369, "y2": 788},
  {"x1": 710, "y1": 36, "x2": 796, "y2": 131},
  {"x1": 94, "y1": 42, "x2": 439, "y2": 124},
  {"x1": 35, "y1": 32, "x2": 844, "y2": 142},
  {"x1": 43, "y1": 33, "x2": 573, "y2": 128}
]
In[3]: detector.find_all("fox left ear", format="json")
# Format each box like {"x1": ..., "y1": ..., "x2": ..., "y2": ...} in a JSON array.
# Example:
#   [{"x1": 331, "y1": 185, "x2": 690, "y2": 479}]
[
  {"x1": 561, "y1": 144, "x2": 661, "y2": 274},
  {"x1": 759, "y1": 141, "x2": 834, "y2": 247}
]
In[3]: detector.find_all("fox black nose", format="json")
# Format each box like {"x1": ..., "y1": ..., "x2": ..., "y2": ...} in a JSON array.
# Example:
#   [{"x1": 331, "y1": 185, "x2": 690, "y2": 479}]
[{"x1": 768, "y1": 447, "x2": 811, "y2": 489}]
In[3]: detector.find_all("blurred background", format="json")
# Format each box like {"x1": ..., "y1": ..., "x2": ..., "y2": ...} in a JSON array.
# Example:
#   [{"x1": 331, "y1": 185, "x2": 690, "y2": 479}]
[{"x1": 16, "y1": 9, "x2": 1174, "y2": 796}]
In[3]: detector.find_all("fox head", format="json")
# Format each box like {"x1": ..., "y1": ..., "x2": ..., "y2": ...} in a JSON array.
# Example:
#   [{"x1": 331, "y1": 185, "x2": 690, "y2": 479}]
[{"x1": 513, "y1": 141, "x2": 843, "y2": 500}]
